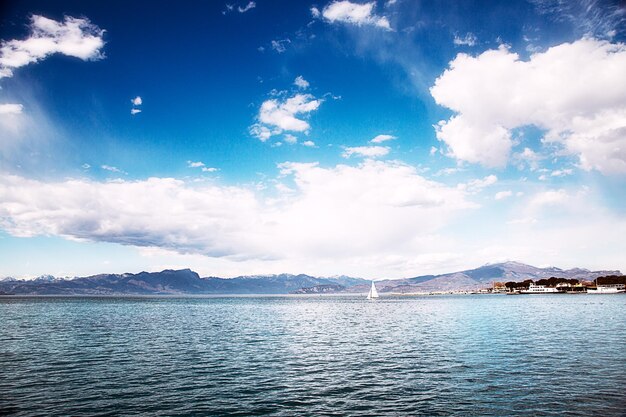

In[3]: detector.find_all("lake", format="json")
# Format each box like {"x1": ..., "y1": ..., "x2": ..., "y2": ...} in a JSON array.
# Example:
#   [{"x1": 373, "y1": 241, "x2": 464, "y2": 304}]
[{"x1": 1, "y1": 294, "x2": 624, "y2": 416}]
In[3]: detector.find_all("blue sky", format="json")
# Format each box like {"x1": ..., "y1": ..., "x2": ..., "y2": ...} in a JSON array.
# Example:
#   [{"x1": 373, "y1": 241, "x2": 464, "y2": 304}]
[{"x1": 1, "y1": 0, "x2": 625, "y2": 279}]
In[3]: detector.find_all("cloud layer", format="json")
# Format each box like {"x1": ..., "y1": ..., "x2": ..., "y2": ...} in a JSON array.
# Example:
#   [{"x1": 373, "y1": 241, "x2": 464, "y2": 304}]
[
  {"x1": 431, "y1": 38, "x2": 626, "y2": 174},
  {"x1": 0, "y1": 161, "x2": 471, "y2": 270}
]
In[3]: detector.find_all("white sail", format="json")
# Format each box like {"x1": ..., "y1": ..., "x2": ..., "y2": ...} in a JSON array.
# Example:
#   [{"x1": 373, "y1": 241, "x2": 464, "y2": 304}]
[{"x1": 367, "y1": 281, "x2": 379, "y2": 299}]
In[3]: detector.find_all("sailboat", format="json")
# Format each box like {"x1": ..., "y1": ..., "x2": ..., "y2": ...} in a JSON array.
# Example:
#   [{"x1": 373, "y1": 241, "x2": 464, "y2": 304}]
[{"x1": 367, "y1": 281, "x2": 379, "y2": 299}]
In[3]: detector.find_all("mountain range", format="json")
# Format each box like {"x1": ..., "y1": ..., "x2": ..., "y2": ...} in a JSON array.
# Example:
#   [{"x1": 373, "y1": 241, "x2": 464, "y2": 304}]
[{"x1": 0, "y1": 261, "x2": 621, "y2": 295}]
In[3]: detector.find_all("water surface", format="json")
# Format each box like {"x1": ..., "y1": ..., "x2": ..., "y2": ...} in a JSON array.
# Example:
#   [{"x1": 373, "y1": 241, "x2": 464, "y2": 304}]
[{"x1": 1, "y1": 294, "x2": 625, "y2": 416}]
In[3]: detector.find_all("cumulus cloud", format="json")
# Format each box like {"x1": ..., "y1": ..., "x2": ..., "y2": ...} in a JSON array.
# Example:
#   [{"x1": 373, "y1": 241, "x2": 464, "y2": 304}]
[
  {"x1": 130, "y1": 108, "x2": 141, "y2": 115},
  {"x1": 0, "y1": 15, "x2": 105, "y2": 79},
  {"x1": 187, "y1": 161, "x2": 204, "y2": 168},
  {"x1": 302, "y1": 140, "x2": 316, "y2": 147},
  {"x1": 251, "y1": 92, "x2": 323, "y2": 141},
  {"x1": 0, "y1": 104, "x2": 23, "y2": 115},
  {"x1": 0, "y1": 161, "x2": 472, "y2": 269},
  {"x1": 431, "y1": 38, "x2": 626, "y2": 174},
  {"x1": 187, "y1": 160, "x2": 218, "y2": 172},
  {"x1": 370, "y1": 134, "x2": 396, "y2": 144},
  {"x1": 322, "y1": 1, "x2": 391, "y2": 30},
  {"x1": 342, "y1": 145, "x2": 389, "y2": 158},
  {"x1": 284, "y1": 134, "x2": 298, "y2": 144},
  {"x1": 294, "y1": 75, "x2": 310, "y2": 89}
]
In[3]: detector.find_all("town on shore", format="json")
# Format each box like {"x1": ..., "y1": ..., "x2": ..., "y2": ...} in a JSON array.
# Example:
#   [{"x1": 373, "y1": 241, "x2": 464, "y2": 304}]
[{"x1": 382, "y1": 275, "x2": 626, "y2": 296}]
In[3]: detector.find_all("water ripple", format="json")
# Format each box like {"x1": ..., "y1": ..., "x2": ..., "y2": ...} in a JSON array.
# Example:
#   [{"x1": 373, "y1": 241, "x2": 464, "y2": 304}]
[{"x1": 1, "y1": 295, "x2": 625, "y2": 416}]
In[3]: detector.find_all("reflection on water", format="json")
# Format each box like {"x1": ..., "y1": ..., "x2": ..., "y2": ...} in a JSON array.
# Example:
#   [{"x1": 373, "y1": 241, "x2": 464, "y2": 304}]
[{"x1": 1, "y1": 295, "x2": 625, "y2": 416}]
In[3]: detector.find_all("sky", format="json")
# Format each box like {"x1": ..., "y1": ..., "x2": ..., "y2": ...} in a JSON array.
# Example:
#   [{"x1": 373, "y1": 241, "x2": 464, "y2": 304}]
[{"x1": 1, "y1": 0, "x2": 626, "y2": 279}]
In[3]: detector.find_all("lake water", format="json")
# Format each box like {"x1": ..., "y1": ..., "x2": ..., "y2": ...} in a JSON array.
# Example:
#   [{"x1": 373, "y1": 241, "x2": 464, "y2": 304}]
[{"x1": 1, "y1": 294, "x2": 625, "y2": 416}]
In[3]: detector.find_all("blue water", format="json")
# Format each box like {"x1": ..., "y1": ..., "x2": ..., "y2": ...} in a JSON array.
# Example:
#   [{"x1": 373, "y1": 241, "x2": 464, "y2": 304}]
[{"x1": 1, "y1": 294, "x2": 625, "y2": 416}]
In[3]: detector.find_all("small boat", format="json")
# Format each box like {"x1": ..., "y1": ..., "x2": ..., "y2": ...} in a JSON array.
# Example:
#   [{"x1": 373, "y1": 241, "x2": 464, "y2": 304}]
[
  {"x1": 587, "y1": 283, "x2": 625, "y2": 294},
  {"x1": 367, "y1": 281, "x2": 379, "y2": 299},
  {"x1": 519, "y1": 283, "x2": 561, "y2": 294}
]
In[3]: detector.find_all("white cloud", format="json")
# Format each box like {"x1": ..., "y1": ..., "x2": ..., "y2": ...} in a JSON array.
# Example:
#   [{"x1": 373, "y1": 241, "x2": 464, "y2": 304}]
[
  {"x1": 249, "y1": 124, "x2": 273, "y2": 141},
  {"x1": 434, "y1": 167, "x2": 461, "y2": 176},
  {"x1": 431, "y1": 38, "x2": 626, "y2": 174},
  {"x1": 433, "y1": 117, "x2": 512, "y2": 168},
  {"x1": 495, "y1": 190, "x2": 513, "y2": 200},
  {"x1": 3, "y1": 168, "x2": 624, "y2": 278},
  {"x1": 294, "y1": 76, "x2": 310, "y2": 89},
  {"x1": 311, "y1": 7, "x2": 321, "y2": 18},
  {"x1": 527, "y1": 188, "x2": 569, "y2": 210},
  {"x1": 284, "y1": 134, "x2": 298, "y2": 144},
  {"x1": 322, "y1": 1, "x2": 391, "y2": 30},
  {"x1": 459, "y1": 175, "x2": 498, "y2": 193},
  {"x1": 342, "y1": 146, "x2": 389, "y2": 158},
  {"x1": 238, "y1": 1, "x2": 256, "y2": 13},
  {"x1": 82, "y1": 163, "x2": 90, "y2": 169},
  {"x1": 270, "y1": 39, "x2": 290, "y2": 53},
  {"x1": 429, "y1": 146, "x2": 438, "y2": 156},
  {"x1": 187, "y1": 160, "x2": 218, "y2": 172},
  {"x1": 514, "y1": 147, "x2": 542, "y2": 171},
  {"x1": 0, "y1": 104, "x2": 23, "y2": 115},
  {"x1": 0, "y1": 162, "x2": 472, "y2": 276},
  {"x1": 130, "y1": 108, "x2": 141, "y2": 115},
  {"x1": 302, "y1": 140, "x2": 316, "y2": 147},
  {"x1": 251, "y1": 93, "x2": 323, "y2": 141},
  {"x1": 453, "y1": 32, "x2": 477, "y2": 47},
  {"x1": 370, "y1": 134, "x2": 396, "y2": 143},
  {"x1": 0, "y1": 15, "x2": 105, "y2": 79},
  {"x1": 530, "y1": 0, "x2": 626, "y2": 39},
  {"x1": 101, "y1": 165, "x2": 125, "y2": 174},
  {"x1": 551, "y1": 168, "x2": 573, "y2": 177},
  {"x1": 131, "y1": 96, "x2": 142, "y2": 106}
]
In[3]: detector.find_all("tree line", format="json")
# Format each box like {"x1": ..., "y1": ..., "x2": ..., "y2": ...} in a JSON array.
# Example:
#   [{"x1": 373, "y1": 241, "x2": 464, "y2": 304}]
[
  {"x1": 504, "y1": 275, "x2": 625, "y2": 289},
  {"x1": 595, "y1": 275, "x2": 626, "y2": 285}
]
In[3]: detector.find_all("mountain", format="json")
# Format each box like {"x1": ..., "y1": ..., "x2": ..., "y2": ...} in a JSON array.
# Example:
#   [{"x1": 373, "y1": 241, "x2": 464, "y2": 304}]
[
  {"x1": 458, "y1": 261, "x2": 621, "y2": 283},
  {"x1": 0, "y1": 262, "x2": 620, "y2": 295},
  {"x1": 200, "y1": 274, "x2": 361, "y2": 294},
  {"x1": 0, "y1": 270, "x2": 366, "y2": 295},
  {"x1": 342, "y1": 261, "x2": 622, "y2": 293}
]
